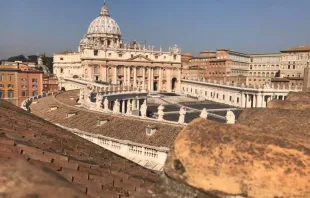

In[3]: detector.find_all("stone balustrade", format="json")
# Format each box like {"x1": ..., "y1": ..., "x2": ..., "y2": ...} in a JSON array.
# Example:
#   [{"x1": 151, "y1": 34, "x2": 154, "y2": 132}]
[
  {"x1": 57, "y1": 124, "x2": 169, "y2": 171},
  {"x1": 185, "y1": 77, "x2": 303, "y2": 91},
  {"x1": 21, "y1": 92, "x2": 58, "y2": 111}
]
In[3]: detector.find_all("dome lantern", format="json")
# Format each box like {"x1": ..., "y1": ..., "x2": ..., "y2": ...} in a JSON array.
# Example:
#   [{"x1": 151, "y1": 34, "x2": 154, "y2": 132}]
[{"x1": 100, "y1": 0, "x2": 109, "y2": 16}]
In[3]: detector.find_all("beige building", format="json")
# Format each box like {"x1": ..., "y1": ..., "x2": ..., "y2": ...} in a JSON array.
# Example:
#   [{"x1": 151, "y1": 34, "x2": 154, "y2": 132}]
[
  {"x1": 54, "y1": 3, "x2": 182, "y2": 92},
  {"x1": 248, "y1": 53, "x2": 281, "y2": 85},
  {"x1": 280, "y1": 46, "x2": 310, "y2": 78}
]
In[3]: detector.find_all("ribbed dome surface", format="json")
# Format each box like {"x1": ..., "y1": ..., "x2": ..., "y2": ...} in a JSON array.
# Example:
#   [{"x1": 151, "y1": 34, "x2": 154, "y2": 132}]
[{"x1": 87, "y1": 16, "x2": 121, "y2": 35}]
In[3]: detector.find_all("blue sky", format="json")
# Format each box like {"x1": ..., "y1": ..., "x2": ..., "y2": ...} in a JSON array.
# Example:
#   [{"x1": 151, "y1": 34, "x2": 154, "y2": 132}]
[{"x1": 1, "y1": 0, "x2": 310, "y2": 59}]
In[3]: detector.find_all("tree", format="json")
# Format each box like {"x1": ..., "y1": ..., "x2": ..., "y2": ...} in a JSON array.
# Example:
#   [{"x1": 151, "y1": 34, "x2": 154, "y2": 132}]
[{"x1": 7, "y1": 55, "x2": 27, "y2": 62}]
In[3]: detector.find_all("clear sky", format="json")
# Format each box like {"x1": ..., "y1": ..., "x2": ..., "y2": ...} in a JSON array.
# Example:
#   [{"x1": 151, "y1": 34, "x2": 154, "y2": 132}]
[{"x1": 1, "y1": 0, "x2": 310, "y2": 59}]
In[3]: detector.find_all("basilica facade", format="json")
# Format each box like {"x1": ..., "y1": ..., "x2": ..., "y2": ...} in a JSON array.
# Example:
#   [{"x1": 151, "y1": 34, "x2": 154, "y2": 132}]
[{"x1": 53, "y1": 3, "x2": 182, "y2": 92}]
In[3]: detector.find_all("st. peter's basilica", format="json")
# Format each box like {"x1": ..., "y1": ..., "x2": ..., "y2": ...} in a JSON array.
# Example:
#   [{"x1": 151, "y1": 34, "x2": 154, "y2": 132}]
[{"x1": 53, "y1": 2, "x2": 182, "y2": 92}]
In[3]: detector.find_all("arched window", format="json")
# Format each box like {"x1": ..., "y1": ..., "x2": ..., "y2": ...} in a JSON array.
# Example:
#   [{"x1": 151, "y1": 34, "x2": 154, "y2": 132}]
[{"x1": 60, "y1": 68, "x2": 64, "y2": 74}]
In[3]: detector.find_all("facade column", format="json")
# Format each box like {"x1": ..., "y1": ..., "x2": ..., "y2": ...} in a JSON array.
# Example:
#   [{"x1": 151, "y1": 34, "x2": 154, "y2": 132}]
[
  {"x1": 150, "y1": 67, "x2": 154, "y2": 91},
  {"x1": 123, "y1": 67, "x2": 127, "y2": 86},
  {"x1": 148, "y1": 67, "x2": 151, "y2": 91},
  {"x1": 101, "y1": 65, "x2": 106, "y2": 82},
  {"x1": 113, "y1": 67, "x2": 117, "y2": 85},
  {"x1": 128, "y1": 67, "x2": 131, "y2": 86},
  {"x1": 282, "y1": 95, "x2": 285, "y2": 100},
  {"x1": 142, "y1": 67, "x2": 145, "y2": 90},
  {"x1": 167, "y1": 69, "x2": 171, "y2": 92},
  {"x1": 133, "y1": 67, "x2": 137, "y2": 88},
  {"x1": 158, "y1": 68, "x2": 162, "y2": 91}
]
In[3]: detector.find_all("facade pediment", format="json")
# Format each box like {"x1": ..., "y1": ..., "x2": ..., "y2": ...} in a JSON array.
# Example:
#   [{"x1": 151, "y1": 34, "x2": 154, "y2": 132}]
[{"x1": 128, "y1": 54, "x2": 152, "y2": 62}]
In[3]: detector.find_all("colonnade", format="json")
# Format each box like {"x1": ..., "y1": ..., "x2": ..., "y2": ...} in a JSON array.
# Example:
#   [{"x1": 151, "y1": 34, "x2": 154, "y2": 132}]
[
  {"x1": 181, "y1": 80, "x2": 294, "y2": 109},
  {"x1": 106, "y1": 97, "x2": 145, "y2": 115},
  {"x1": 242, "y1": 93, "x2": 286, "y2": 108}
]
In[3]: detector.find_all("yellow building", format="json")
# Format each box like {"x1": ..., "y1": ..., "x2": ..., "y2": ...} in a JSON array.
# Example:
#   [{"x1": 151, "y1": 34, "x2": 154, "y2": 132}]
[{"x1": 0, "y1": 64, "x2": 19, "y2": 105}]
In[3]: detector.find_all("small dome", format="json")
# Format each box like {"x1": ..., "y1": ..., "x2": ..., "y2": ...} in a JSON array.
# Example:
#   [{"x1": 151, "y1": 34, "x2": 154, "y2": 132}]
[
  {"x1": 87, "y1": 3, "x2": 121, "y2": 36},
  {"x1": 80, "y1": 35, "x2": 89, "y2": 45}
]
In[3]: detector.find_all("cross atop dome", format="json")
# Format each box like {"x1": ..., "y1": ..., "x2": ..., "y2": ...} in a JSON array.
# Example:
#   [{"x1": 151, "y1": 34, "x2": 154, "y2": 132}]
[{"x1": 100, "y1": 0, "x2": 109, "y2": 16}]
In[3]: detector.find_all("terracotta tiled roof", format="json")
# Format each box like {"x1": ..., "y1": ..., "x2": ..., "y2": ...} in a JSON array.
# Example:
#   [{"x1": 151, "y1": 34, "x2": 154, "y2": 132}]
[
  {"x1": 280, "y1": 45, "x2": 310, "y2": 52},
  {"x1": 0, "y1": 99, "x2": 166, "y2": 198},
  {"x1": 30, "y1": 91, "x2": 183, "y2": 148}
]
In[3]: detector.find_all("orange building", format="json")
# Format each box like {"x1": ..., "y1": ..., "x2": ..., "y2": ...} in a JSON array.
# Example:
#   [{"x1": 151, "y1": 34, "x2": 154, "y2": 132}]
[
  {"x1": 43, "y1": 74, "x2": 59, "y2": 93},
  {"x1": 18, "y1": 64, "x2": 43, "y2": 106},
  {"x1": 0, "y1": 62, "x2": 43, "y2": 106},
  {"x1": 0, "y1": 64, "x2": 19, "y2": 105}
]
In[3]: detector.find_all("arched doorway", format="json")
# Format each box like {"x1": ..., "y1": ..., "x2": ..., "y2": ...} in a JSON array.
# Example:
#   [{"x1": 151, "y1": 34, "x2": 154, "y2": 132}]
[
  {"x1": 153, "y1": 81, "x2": 158, "y2": 91},
  {"x1": 171, "y1": 77, "x2": 177, "y2": 91}
]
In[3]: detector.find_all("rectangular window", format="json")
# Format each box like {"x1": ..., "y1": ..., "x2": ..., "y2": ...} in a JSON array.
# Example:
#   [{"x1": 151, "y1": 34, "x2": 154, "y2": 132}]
[
  {"x1": 32, "y1": 78, "x2": 38, "y2": 83},
  {"x1": 8, "y1": 74, "x2": 13, "y2": 81},
  {"x1": 22, "y1": 85, "x2": 27, "y2": 89},
  {"x1": 8, "y1": 91, "x2": 14, "y2": 98},
  {"x1": 0, "y1": 84, "x2": 3, "y2": 88},
  {"x1": 0, "y1": 91, "x2": 4, "y2": 98},
  {"x1": 22, "y1": 78, "x2": 27, "y2": 82},
  {"x1": 118, "y1": 54, "x2": 122, "y2": 57},
  {"x1": 22, "y1": 91, "x2": 27, "y2": 97},
  {"x1": 32, "y1": 91, "x2": 38, "y2": 96},
  {"x1": 60, "y1": 57, "x2": 64, "y2": 60},
  {"x1": 0, "y1": 74, "x2": 3, "y2": 81},
  {"x1": 108, "y1": 53, "x2": 111, "y2": 57},
  {"x1": 8, "y1": 84, "x2": 13, "y2": 89},
  {"x1": 94, "y1": 50, "x2": 98, "y2": 56}
]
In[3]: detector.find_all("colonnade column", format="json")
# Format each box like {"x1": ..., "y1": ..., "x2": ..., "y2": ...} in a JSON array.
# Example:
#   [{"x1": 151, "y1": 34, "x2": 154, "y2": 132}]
[
  {"x1": 132, "y1": 98, "x2": 136, "y2": 110},
  {"x1": 122, "y1": 100, "x2": 125, "y2": 113},
  {"x1": 253, "y1": 94, "x2": 257, "y2": 108},
  {"x1": 137, "y1": 99, "x2": 140, "y2": 110},
  {"x1": 246, "y1": 94, "x2": 252, "y2": 108},
  {"x1": 256, "y1": 93, "x2": 263, "y2": 108},
  {"x1": 241, "y1": 93, "x2": 246, "y2": 108}
]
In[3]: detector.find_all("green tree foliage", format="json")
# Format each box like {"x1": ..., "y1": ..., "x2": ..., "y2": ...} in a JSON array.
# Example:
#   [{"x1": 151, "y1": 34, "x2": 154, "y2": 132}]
[
  {"x1": 7, "y1": 55, "x2": 27, "y2": 62},
  {"x1": 4, "y1": 54, "x2": 54, "y2": 74}
]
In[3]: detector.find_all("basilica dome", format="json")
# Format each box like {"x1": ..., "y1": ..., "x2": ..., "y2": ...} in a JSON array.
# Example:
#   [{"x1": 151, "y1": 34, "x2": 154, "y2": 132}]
[{"x1": 87, "y1": 3, "x2": 121, "y2": 36}]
